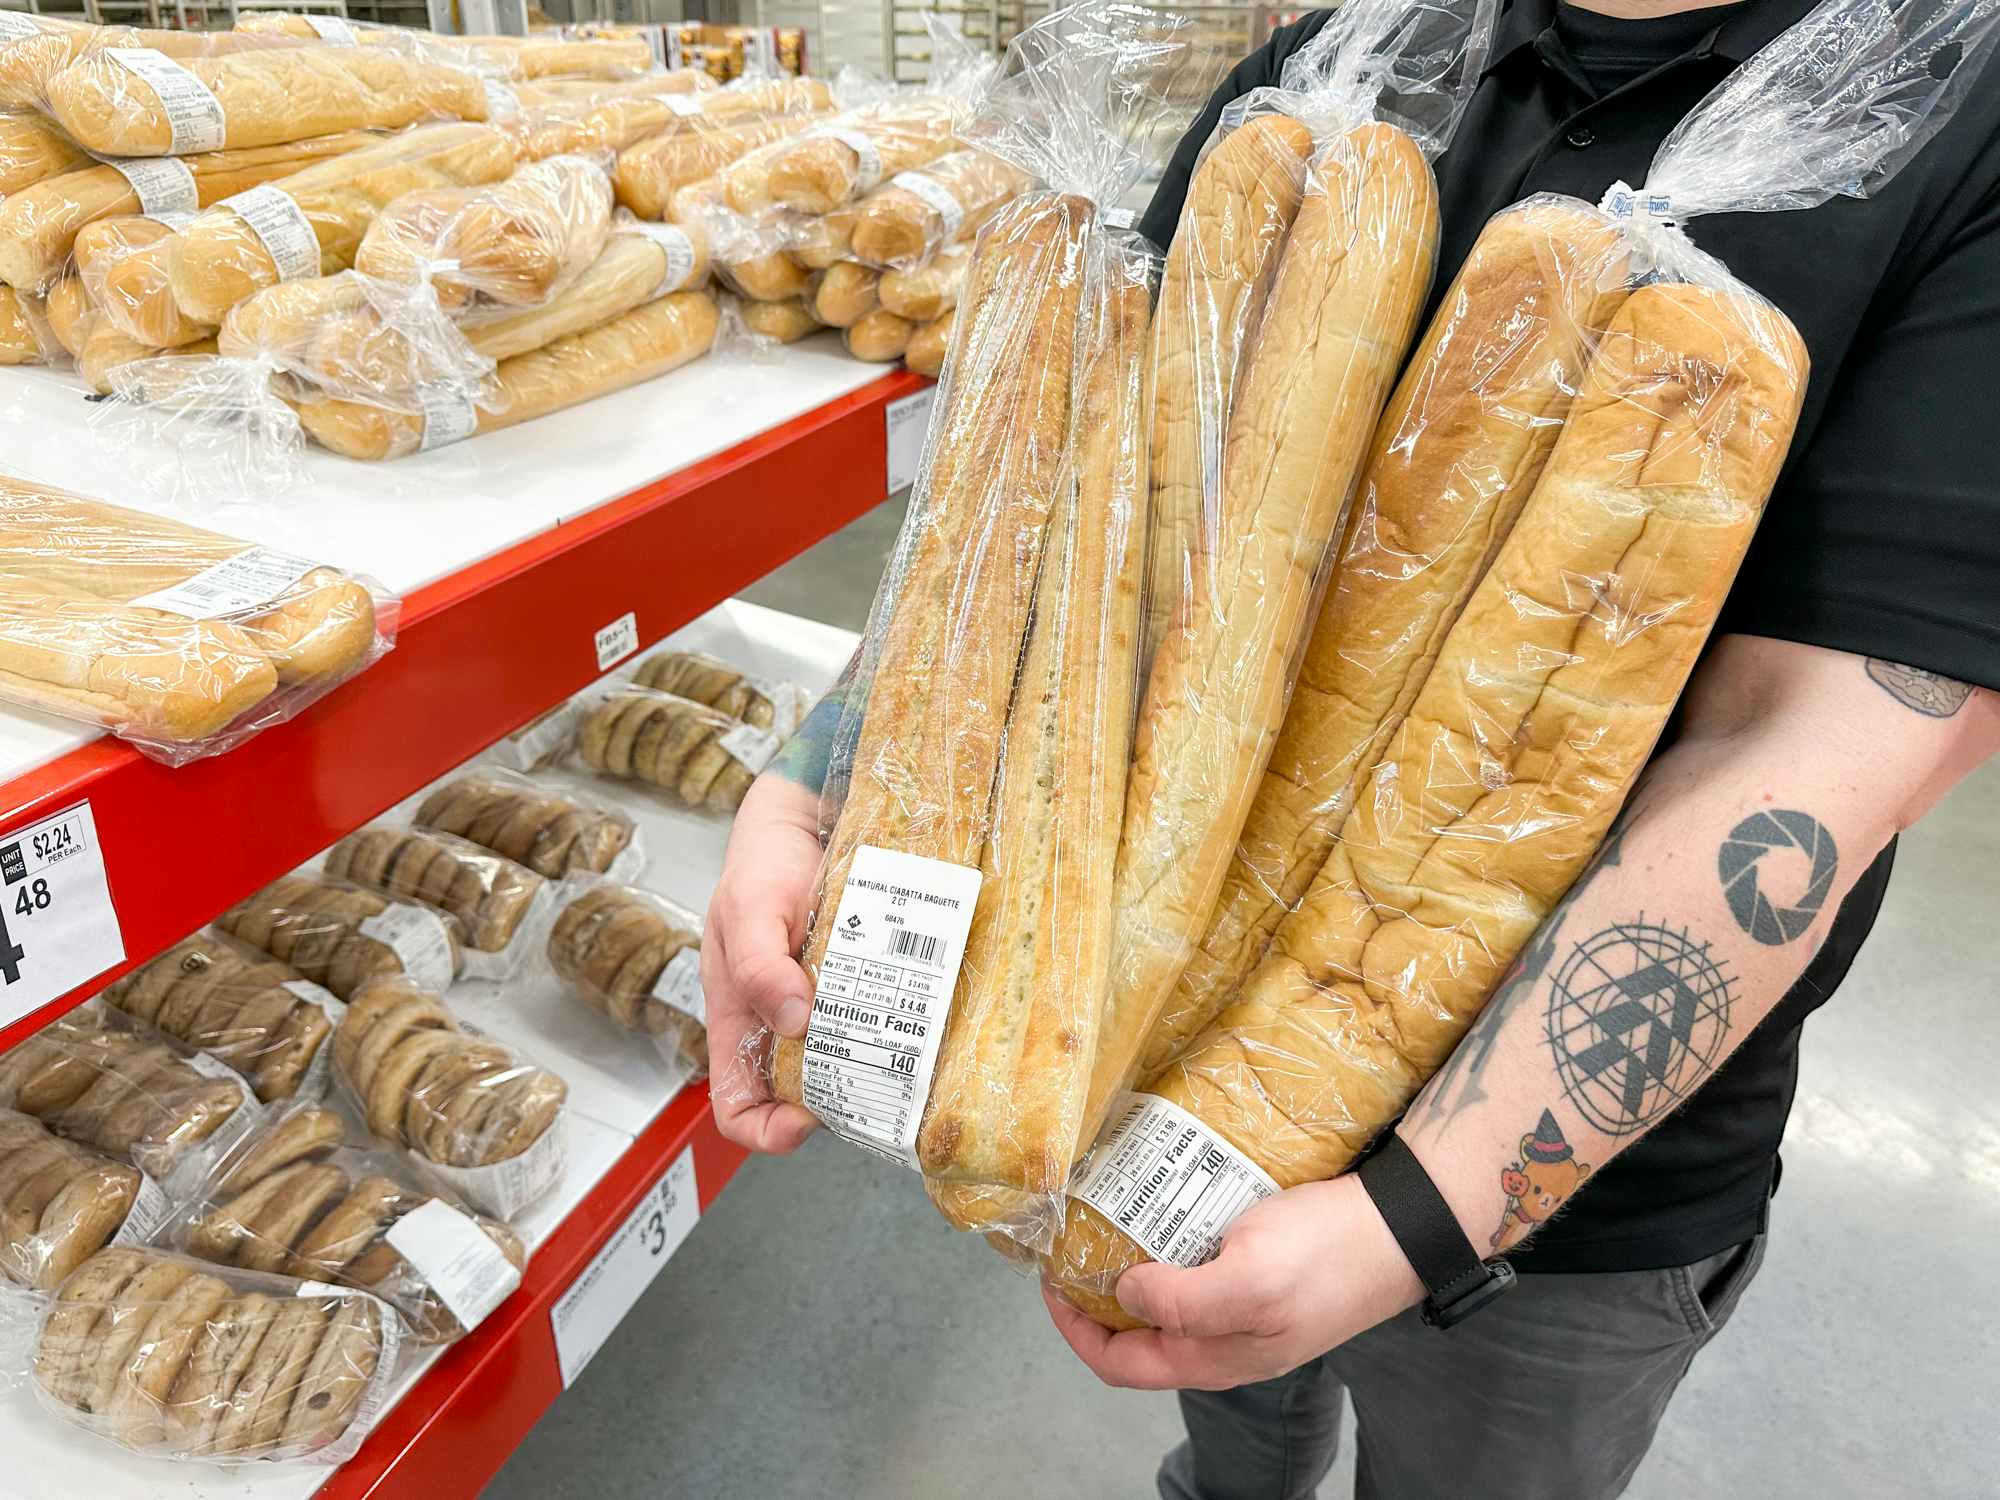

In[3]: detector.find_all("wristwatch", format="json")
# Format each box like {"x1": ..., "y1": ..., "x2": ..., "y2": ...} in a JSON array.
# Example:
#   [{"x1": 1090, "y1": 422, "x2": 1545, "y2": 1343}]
[{"x1": 1357, "y1": 1134, "x2": 1516, "y2": 1329}]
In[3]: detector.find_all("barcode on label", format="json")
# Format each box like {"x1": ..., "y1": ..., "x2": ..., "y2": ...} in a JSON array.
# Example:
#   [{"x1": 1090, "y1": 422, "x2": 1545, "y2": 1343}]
[{"x1": 887, "y1": 929, "x2": 942, "y2": 965}]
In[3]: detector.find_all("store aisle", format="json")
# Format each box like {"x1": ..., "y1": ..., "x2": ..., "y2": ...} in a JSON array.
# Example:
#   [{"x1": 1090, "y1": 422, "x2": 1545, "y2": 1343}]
[{"x1": 486, "y1": 501, "x2": 2000, "y2": 1500}]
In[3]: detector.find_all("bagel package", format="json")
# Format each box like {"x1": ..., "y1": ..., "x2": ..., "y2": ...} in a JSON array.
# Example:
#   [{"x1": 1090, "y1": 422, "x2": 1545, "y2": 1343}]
[
  {"x1": 0, "y1": 474, "x2": 398, "y2": 763},
  {"x1": 27, "y1": 1245, "x2": 401, "y2": 1464},
  {"x1": 409, "y1": 766, "x2": 645, "y2": 881},
  {"x1": 0, "y1": 1108, "x2": 172, "y2": 1291},
  {"x1": 563, "y1": 681, "x2": 781, "y2": 814},
  {"x1": 1045, "y1": 0, "x2": 1997, "y2": 1327},
  {"x1": 168, "y1": 1100, "x2": 525, "y2": 1344},
  {"x1": 330, "y1": 977, "x2": 569, "y2": 1218},
  {"x1": 99, "y1": 933, "x2": 343, "y2": 1102},
  {"x1": 215, "y1": 871, "x2": 465, "y2": 1001},
  {"x1": 545, "y1": 877, "x2": 707, "y2": 1077}
]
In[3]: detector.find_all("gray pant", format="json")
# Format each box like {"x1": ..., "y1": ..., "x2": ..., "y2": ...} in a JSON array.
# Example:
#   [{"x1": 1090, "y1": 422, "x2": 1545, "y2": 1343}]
[{"x1": 1159, "y1": 1236, "x2": 1766, "y2": 1500}]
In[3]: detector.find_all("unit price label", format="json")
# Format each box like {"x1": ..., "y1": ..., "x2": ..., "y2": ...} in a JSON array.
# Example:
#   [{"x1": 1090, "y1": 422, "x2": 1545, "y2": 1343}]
[
  {"x1": 550, "y1": 1147, "x2": 699, "y2": 1387},
  {"x1": 0, "y1": 802, "x2": 124, "y2": 1030},
  {"x1": 885, "y1": 388, "x2": 935, "y2": 494}
]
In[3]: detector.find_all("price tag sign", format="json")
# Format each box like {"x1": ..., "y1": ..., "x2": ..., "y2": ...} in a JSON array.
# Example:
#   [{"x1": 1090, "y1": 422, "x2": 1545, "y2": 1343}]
[
  {"x1": 884, "y1": 388, "x2": 935, "y2": 496},
  {"x1": 549, "y1": 1147, "x2": 699, "y2": 1388},
  {"x1": 0, "y1": 802, "x2": 125, "y2": 1029},
  {"x1": 595, "y1": 611, "x2": 639, "y2": 672}
]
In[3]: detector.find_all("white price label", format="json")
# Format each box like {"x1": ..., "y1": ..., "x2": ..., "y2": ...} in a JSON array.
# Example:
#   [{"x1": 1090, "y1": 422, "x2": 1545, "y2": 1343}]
[
  {"x1": 221, "y1": 185, "x2": 319, "y2": 283},
  {"x1": 384, "y1": 1198, "x2": 520, "y2": 1333},
  {"x1": 595, "y1": 612, "x2": 639, "y2": 671},
  {"x1": 666, "y1": 92, "x2": 706, "y2": 117},
  {"x1": 0, "y1": 803, "x2": 124, "y2": 1030},
  {"x1": 483, "y1": 80, "x2": 521, "y2": 120},
  {"x1": 111, "y1": 1170, "x2": 172, "y2": 1247},
  {"x1": 1068, "y1": 1093, "x2": 1279, "y2": 1268},
  {"x1": 801, "y1": 845, "x2": 981, "y2": 1167},
  {"x1": 889, "y1": 170, "x2": 964, "y2": 243},
  {"x1": 623, "y1": 222, "x2": 699, "y2": 294},
  {"x1": 128, "y1": 545, "x2": 319, "y2": 620},
  {"x1": 884, "y1": 387, "x2": 934, "y2": 494},
  {"x1": 107, "y1": 157, "x2": 198, "y2": 219},
  {"x1": 419, "y1": 391, "x2": 479, "y2": 452},
  {"x1": 0, "y1": 13, "x2": 41, "y2": 37},
  {"x1": 303, "y1": 14, "x2": 360, "y2": 42},
  {"x1": 358, "y1": 903, "x2": 456, "y2": 993},
  {"x1": 107, "y1": 49, "x2": 227, "y2": 155},
  {"x1": 652, "y1": 946, "x2": 704, "y2": 1025},
  {"x1": 550, "y1": 1147, "x2": 698, "y2": 1387},
  {"x1": 717, "y1": 721, "x2": 780, "y2": 774}
]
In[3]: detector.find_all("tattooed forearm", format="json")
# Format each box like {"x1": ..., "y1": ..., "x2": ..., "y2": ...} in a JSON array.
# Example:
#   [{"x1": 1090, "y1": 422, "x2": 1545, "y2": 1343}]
[
  {"x1": 766, "y1": 686, "x2": 849, "y2": 794},
  {"x1": 1717, "y1": 809, "x2": 1837, "y2": 945},
  {"x1": 1544, "y1": 916, "x2": 1734, "y2": 1137},
  {"x1": 1491, "y1": 1110, "x2": 1591, "y2": 1251},
  {"x1": 1866, "y1": 658, "x2": 1973, "y2": 718}
]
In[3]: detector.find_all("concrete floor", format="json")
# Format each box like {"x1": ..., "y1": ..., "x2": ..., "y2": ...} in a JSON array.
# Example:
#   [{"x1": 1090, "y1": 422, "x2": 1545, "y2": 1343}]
[{"x1": 486, "y1": 496, "x2": 2000, "y2": 1500}]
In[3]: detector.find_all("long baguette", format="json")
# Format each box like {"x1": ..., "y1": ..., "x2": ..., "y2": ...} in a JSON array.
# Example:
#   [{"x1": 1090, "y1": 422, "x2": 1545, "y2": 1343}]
[
  {"x1": 904, "y1": 309, "x2": 952, "y2": 376},
  {"x1": 740, "y1": 296, "x2": 823, "y2": 344},
  {"x1": 74, "y1": 217, "x2": 212, "y2": 349},
  {"x1": 849, "y1": 148, "x2": 1028, "y2": 270},
  {"x1": 0, "y1": 111, "x2": 87, "y2": 197},
  {"x1": 508, "y1": 75, "x2": 828, "y2": 162},
  {"x1": 1138, "y1": 198, "x2": 1632, "y2": 1076},
  {"x1": 760, "y1": 99, "x2": 959, "y2": 215},
  {"x1": 914, "y1": 246, "x2": 1152, "y2": 1192},
  {"x1": 614, "y1": 113, "x2": 830, "y2": 221},
  {"x1": 771, "y1": 192, "x2": 1094, "y2": 1106},
  {"x1": 879, "y1": 248, "x2": 967, "y2": 322},
  {"x1": 0, "y1": 287, "x2": 46, "y2": 364},
  {"x1": 1047, "y1": 279, "x2": 1809, "y2": 1327},
  {"x1": 78, "y1": 322, "x2": 218, "y2": 396},
  {"x1": 0, "y1": 25, "x2": 284, "y2": 112}
]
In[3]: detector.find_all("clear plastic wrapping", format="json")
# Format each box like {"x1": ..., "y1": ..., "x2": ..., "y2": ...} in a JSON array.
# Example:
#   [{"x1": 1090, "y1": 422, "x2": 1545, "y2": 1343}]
[
  {"x1": 878, "y1": 245, "x2": 966, "y2": 321},
  {"x1": 0, "y1": 283, "x2": 55, "y2": 363},
  {"x1": 1043, "y1": 0, "x2": 1997, "y2": 1327},
  {"x1": 848, "y1": 147, "x2": 1029, "y2": 269},
  {"x1": 566, "y1": 681, "x2": 778, "y2": 813},
  {"x1": 843, "y1": 307, "x2": 914, "y2": 362},
  {"x1": 611, "y1": 90, "x2": 834, "y2": 221},
  {"x1": 324, "y1": 824, "x2": 554, "y2": 981},
  {"x1": 504, "y1": 70, "x2": 816, "y2": 163},
  {"x1": 100, "y1": 933, "x2": 342, "y2": 1103},
  {"x1": 903, "y1": 308, "x2": 951, "y2": 376},
  {"x1": 0, "y1": 107, "x2": 88, "y2": 196},
  {"x1": 215, "y1": 872, "x2": 465, "y2": 1001},
  {"x1": 232, "y1": 14, "x2": 658, "y2": 84},
  {"x1": 74, "y1": 214, "x2": 212, "y2": 349},
  {"x1": 0, "y1": 474, "x2": 398, "y2": 763},
  {"x1": 411, "y1": 767, "x2": 643, "y2": 881},
  {"x1": 29, "y1": 1245, "x2": 400, "y2": 1463},
  {"x1": 736, "y1": 293, "x2": 822, "y2": 345},
  {"x1": 0, "y1": 23, "x2": 300, "y2": 114},
  {"x1": 748, "y1": 94, "x2": 963, "y2": 217},
  {"x1": 0, "y1": 1109, "x2": 159, "y2": 1291},
  {"x1": 546, "y1": 878, "x2": 707, "y2": 1075},
  {"x1": 172, "y1": 1100, "x2": 524, "y2": 1344},
  {"x1": 806, "y1": 258, "x2": 877, "y2": 326}
]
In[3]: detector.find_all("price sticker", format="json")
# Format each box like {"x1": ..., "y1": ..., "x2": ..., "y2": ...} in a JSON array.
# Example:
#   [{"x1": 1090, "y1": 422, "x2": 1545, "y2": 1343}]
[
  {"x1": 549, "y1": 1147, "x2": 699, "y2": 1387},
  {"x1": 0, "y1": 802, "x2": 125, "y2": 1030},
  {"x1": 884, "y1": 387, "x2": 935, "y2": 495},
  {"x1": 595, "y1": 612, "x2": 639, "y2": 671}
]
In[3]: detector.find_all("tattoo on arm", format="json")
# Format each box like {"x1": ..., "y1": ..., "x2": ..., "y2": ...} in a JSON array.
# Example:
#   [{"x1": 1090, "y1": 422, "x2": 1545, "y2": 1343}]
[
  {"x1": 1866, "y1": 658, "x2": 1973, "y2": 718},
  {"x1": 766, "y1": 687, "x2": 848, "y2": 795},
  {"x1": 1491, "y1": 1109, "x2": 1592, "y2": 1252},
  {"x1": 1718, "y1": 810, "x2": 1837, "y2": 945}
]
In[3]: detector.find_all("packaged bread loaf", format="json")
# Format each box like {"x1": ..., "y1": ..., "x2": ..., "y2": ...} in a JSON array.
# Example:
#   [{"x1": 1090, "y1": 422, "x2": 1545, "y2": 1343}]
[
  {"x1": 786, "y1": 205, "x2": 856, "y2": 270},
  {"x1": 31, "y1": 1245, "x2": 399, "y2": 1463},
  {"x1": 331, "y1": 977, "x2": 568, "y2": 1215},
  {"x1": 293, "y1": 287, "x2": 719, "y2": 460},
  {"x1": 755, "y1": 96, "x2": 961, "y2": 215},
  {"x1": 0, "y1": 23, "x2": 292, "y2": 113},
  {"x1": 167, "y1": 122, "x2": 516, "y2": 326},
  {"x1": 0, "y1": 1109, "x2": 155, "y2": 1290},
  {"x1": 0, "y1": 130, "x2": 372, "y2": 293},
  {"x1": 325, "y1": 824, "x2": 551, "y2": 980},
  {"x1": 505, "y1": 72, "x2": 825, "y2": 161},
  {"x1": 614, "y1": 112, "x2": 826, "y2": 221},
  {"x1": 547, "y1": 879, "x2": 707, "y2": 1073},
  {"x1": 568, "y1": 682, "x2": 775, "y2": 812},
  {"x1": 738, "y1": 293, "x2": 822, "y2": 344},
  {"x1": 878, "y1": 246, "x2": 966, "y2": 321},
  {"x1": 77, "y1": 322, "x2": 219, "y2": 396},
  {"x1": 0, "y1": 283, "x2": 51, "y2": 362},
  {"x1": 0, "y1": 109, "x2": 87, "y2": 196},
  {"x1": 173, "y1": 1101, "x2": 523, "y2": 1343},
  {"x1": 216, "y1": 872, "x2": 463, "y2": 1000},
  {"x1": 808, "y1": 258, "x2": 877, "y2": 326},
  {"x1": 843, "y1": 307, "x2": 914, "y2": 361},
  {"x1": 904, "y1": 307, "x2": 951, "y2": 375},
  {"x1": 763, "y1": 3, "x2": 1197, "y2": 1182},
  {"x1": 100, "y1": 934, "x2": 341, "y2": 1102},
  {"x1": 850, "y1": 148, "x2": 1028, "y2": 269},
  {"x1": 413, "y1": 768, "x2": 640, "y2": 880},
  {"x1": 716, "y1": 247, "x2": 809, "y2": 302},
  {"x1": 43, "y1": 44, "x2": 488, "y2": 158},
  {"x1": 1033, "y1": 0, "x2": 1997, "y2": 1324},
  {"x1": 73, "y1": 216, "x2": 208, "y2": 347}
]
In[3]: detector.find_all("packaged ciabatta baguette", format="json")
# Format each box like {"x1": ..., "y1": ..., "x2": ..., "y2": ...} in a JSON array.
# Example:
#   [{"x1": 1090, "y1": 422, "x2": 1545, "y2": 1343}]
[
  {"x1": 1045, "y1": 0, "x2": 1999, "y2": 1327},
  {"x1": 746, "y1": 0, "x2": 1183, "y2": 1199}
]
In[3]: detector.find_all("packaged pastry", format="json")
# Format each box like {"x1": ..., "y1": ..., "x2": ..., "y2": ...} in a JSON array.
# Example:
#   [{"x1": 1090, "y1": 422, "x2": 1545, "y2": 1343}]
[
  {"x1": 29, "y1": 1245, "x2": 400, "y2": 1463},
  {"x1": 323, "y1": 824, "x2": 553, "y2": 982},
  {"x1": 411, "y1": 767, "x2": 643, "y2": 881},
  {"x1": 215, "y1": 872, "x2": 464, "y2": 1001},
  {"x1": 99, "y1": 933, "x2": 342, "y2": 1102},
  {"x1": 546, "y1": 878, "x2": 706, "y2": 1075},
  {"x1": 0, "y1": 1108, "x2": 166, "y2": 1291},
  {"x1": 172, "y1": 1101, "x2": 525, "y2": 1344}
]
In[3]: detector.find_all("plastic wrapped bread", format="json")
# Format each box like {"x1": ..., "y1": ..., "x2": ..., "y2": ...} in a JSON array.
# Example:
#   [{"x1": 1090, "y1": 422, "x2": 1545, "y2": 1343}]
[
  {"x1": 716, "y1": 247, "x2": 809, "y2": 302},
  {"x1": 43, "y1": 44, "x2": 489, "y2": 158},
  {"x1": 0, "y1": 130, "x2": 373, "y2": 293},
  {"x1": 787, "y1": 205, "x2": 857, "y2": 270},
  {"x1": 614, "y1": 112, "x2": 829, "y2": 221},
  {"x1": 216, "y1": 872, "x2": 464, "y2": 1000},
  {"x1": 167, "y1": 122, "x2": 516, "y2": 326},
  {"x1": 0, "y1": 1109, "x2": 148, "y2": 1290},
  {"x1": 844, "y1": 307, "x2": 915, "y2": 361},
  {"x1": 850, "y1": 148, "x2": 1029, "y2": 269},
  {"x1": 904, "y1": 308, "x2": 951, "y2": 375},
  {"x1": 78, "y1": 324, "x2": 218, "y2": 396},
  {"x1": 633, "y1": 646, "x2": 796, "y2": 728},
  {"x1": 351, "y1": 153, "x2": 614, "y2": 312},
  {"x1": 325, "y1": 824, "x2": 549, "y2": 958},
  {"x1": 739, "y1": 294, "x2": 822, "y2": 343},
  {"x1": 879, "y1": 246, "x2": 966, "y2": 321},
  {"x1": 30, "y1": 1246, "x2": 398, "y2": 1463},
  {"x1": 568, "y1": 683, "x2": 771, "y2": 812},
  {"x1": 41, "y1": 273, "x2": 88, "y2": 353},
  {"x1": 505, "y1": 72, "x2": 825, "y2": 162},
  {"x1": 0, "y1": 284, "x2": 51, "y2": 363},
  {"x1": 74, "y1": 216, "x2": 211, "y2": 348},
  {"x1": 100, "y1": 934, "x2": 340, "y2": 1103},
  {"x1": 808, "y1": 259, "x2": 878, "y2": 326},
  {"x1": 0, "y1": 109, "x2": 87, "y2": 196},
  {"x1": 546, "y1": 880, "x2": 707, "y2": 1073},
  {"x1": 413, "y1": 769, "x2": 639, "y2": 880},
  {"x1": 0, "y1": 23, "x2": 292, "y2": 112},
  {"x1": 293, "y1": 287, "x2": 719, "y2": 460},
  {"x1": 756, "y1": 96, "x2": 961, "y2": 215}
]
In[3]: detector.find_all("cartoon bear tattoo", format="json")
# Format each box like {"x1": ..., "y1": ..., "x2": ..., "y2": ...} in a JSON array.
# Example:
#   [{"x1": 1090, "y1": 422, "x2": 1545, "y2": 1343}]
[{"x1": 1493, "y1": 1110, "x2": 1592, "y2": 1251}]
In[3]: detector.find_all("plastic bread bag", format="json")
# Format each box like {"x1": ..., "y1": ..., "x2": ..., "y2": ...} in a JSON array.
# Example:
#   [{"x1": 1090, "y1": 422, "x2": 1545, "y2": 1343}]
[
  {"x1": 0, "y1": 1006, "x2": 263, "y2": 1195},
  {"x1": 214, "y1": 871, "x2": 465, "y2": 1002},
  {"x1": 0, "y1": 1108, "x2": 173, "y2": 1291},
  {"x1": 904, "y1": 308, "x2": 951, "y2": 377},
  {"x1": 0, "y1": 22, "x2": 303, "y2": 113},
  {"x1": 98, "y1": 932, "x2": 344, "y2": 1104},
  {"x1": 0, "y1": 472, "x2": 398, "y2": 764},
  {"x1": 742, "y1": 1, "x2": 1178, "y2": 1208},
  {"x1": 878, "y1": 244, "x2": 968, "y2": 321},
  {"x1": 232, "y1": 12, "x2": 660, "y2": 84},
  {"x1": 0, "y1": 107, "x2": 88, "y2": 196},
  {"x1": 79, "y1": 322, "x2": 221, "y2": 399},
  {"x1": 843, "y1": 308, "x2": 916, "y2": 362},
  {"x1": 167, "y1": 1099, "x2": 525, "y2": 1344},
  {"x1": 545, "y1": 876, "x2": 708, "y2": 1078},
  {"x1": 0, "y1": 282, "x2": 58, "y2": 364},
  {"x1": 24, "y1": 1245, "x2": 402, "y2": 1464},
  {"x1": 501, "y1": 69, "x2": 816, "y2": 163},
  {"x1": 350, "y1": 152, "x2": 616, "y2": 315},
  {"x1": 847, "y1": 147, "x2": 1031, "y2": 270},
  {"x1": 1043, "y1": 0, "x2": 1999, "y2": 1328},
  {"x1": 330, "y1": 976, "x2": 569, "y2": 1218},
  {"x1": 732, "y1": 291, "x2": 823, "y2": 349},
  {"x1": 610, "y1": 78, "x2": 837, "y2": 220},
  {"x1": 562, "y1": 681, "x2": 781, "y2": 814},
  {"x1": 0, "y1": 130, "x2": 376, "y2": 295},
  {"x1": 806, "y1": 259, "x2": 879, "y2": 326},
  {"x1": 407, "y1": 764, "x2": 645, "y2": 882},
  {"x1": 72, "y1": 211, "x2": 211, "y2": 348},
  {"x1": 322, "y1": 823, "x2": 556, "y2": 984}
]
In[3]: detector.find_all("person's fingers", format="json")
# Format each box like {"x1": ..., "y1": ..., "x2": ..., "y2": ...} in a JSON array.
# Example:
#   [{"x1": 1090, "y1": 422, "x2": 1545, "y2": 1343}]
[
  {"x1": 1114, "y1": 1255, "x2": 1275, "y2": 1340},
  {"x1": 722, "y1": 1099, "x2": 818, "y2": 1155},
  {"x1": 1041, "y1": 1283, "x2": 1260, "y2": 1391},
  {"x1": 728, "y1": 905, "x2": 814, "y2": 1035}
]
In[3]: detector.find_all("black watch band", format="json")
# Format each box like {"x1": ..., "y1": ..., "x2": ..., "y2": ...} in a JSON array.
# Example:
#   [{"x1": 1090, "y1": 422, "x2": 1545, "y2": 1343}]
[{"x1": 1358, "y1": 1134, "x2": 1515, "y2": 1329}]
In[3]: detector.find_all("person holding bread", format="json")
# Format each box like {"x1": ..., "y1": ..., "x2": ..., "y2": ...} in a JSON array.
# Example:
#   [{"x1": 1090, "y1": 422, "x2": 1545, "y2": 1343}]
[{"x1": 703, "y1": 0, "x2": 2000, "y2": 1495}]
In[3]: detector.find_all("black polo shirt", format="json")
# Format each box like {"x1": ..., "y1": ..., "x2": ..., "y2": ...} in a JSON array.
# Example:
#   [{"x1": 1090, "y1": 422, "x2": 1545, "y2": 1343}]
[{"x1": 1140, "y1": 0, "x2": 2000, "y2": 1272}]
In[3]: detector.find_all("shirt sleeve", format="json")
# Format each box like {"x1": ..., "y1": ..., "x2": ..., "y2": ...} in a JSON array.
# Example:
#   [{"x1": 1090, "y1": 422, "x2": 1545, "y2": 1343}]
[
  {"x1": 1137, "y1": 12, "x2": 1334, "y2": 251},
  {"x1": 1719, "y1": 179, "x2": 2000, "y2": 691}
]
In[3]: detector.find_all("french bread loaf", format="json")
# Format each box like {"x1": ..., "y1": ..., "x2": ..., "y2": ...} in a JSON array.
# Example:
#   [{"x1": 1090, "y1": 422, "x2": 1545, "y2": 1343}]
[
  {"x1": 41, "y1": 275, "x2": 87, "y2": 355},
  {"x1": 0, "y1": 286, "x2": 46, "y2": 363},
  {"x1": 79, "y1": 322, "x2": 218, "y2": 396},
  {"x1": 74, "y1": 216, "x2": 212, "y2": 348},
  {"x1": 614, "y1": 113, "x2": 829, "y2": 221},
  {"x1": 849, "y1": 149, "x2": 1027, "y2": 269},
  {"x1": 740, "y1": 295, "x2": 822, "y2": 344},
  {"x1": 879, "y1": 247, "x2": 966, "y2": 321},
  {"x1": 507, "y1": 73, "x2": 827, "y2": 162},
  {"x1": 904, "y1": 308, "x2": 951, "y2": 376},
  {"x1": 843, "y1": 307, "x2": 914, "y2": 362},
  {"x1": 1047, "y1": 279, "x2": 1809, "y2": 1328},
  {"x1": 788, "y1": 206, "x2": 857, "y2": 270},
  {"x1": 810, "y1": 259, "x2": 877, "y2": 327},
  {"x1": 719, "y1": 249, "x2": 809, "y2": 302},
  {"x1": 761, "y1": 99, "x2": 960, "y2": 214},
  {"x1": 0, "y1": 24, "x2": 284, "y2": 112},
  {"x1": 0, "y1": 110, "x2": 87, "y2": 196},
  {"x1": 1138, "y1": 199, "x2": 1632, "y2": 1075}
]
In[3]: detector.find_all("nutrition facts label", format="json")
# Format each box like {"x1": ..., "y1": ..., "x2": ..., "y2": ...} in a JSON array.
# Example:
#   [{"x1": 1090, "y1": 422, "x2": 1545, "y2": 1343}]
[
  {"x1": 801, "y1": 845, "x2": 982, "y2": 1167},
  {"x1": 1069, "y1": 1093, "x2": 1279, "y2": 1268}
]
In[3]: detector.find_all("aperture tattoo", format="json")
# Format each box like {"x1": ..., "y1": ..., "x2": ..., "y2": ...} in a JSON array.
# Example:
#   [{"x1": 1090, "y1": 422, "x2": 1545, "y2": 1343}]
[
  {"x1": 1866, "y1": 658, "x2": 1973, "y2": 718},
  {"x1": 1718, "y1": 809, "x2": 1837, "y2": 945},
  {"x1": 1544, "y1": 916, "x2": 1734, "y2": 1137}
]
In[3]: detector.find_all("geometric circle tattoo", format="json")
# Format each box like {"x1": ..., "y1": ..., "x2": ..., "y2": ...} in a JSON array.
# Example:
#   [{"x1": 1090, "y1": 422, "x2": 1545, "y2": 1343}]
[
  {"x1": 1545, "y1": 919, "x2": 1734, "y2": 1137},
  {"x1": 1718, "y1": 809, "x2": 1838, "y2": 945}
]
